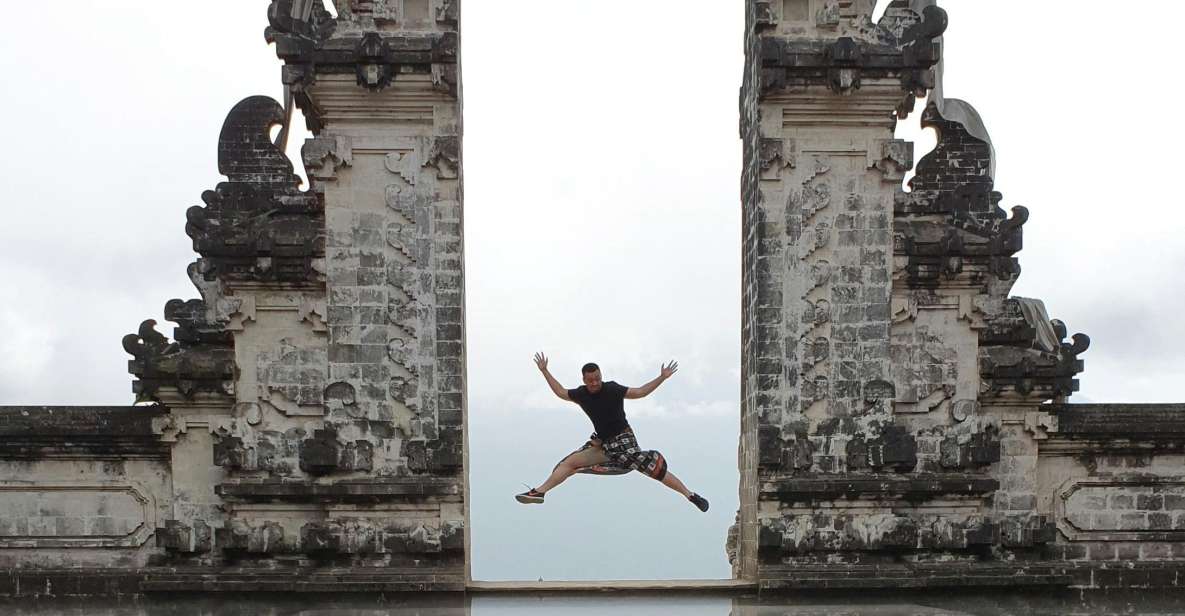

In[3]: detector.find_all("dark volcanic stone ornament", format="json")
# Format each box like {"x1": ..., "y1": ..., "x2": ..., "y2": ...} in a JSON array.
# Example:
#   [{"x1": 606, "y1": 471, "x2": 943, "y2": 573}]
[{"x1": 185, "y1": 96, "x2": 324, "y2": 284}]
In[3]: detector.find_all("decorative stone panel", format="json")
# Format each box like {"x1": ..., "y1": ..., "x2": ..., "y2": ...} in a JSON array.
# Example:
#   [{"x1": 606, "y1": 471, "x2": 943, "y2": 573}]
[
  {"x1": 0, "y1": 483, "x2": 156, "y2": 549},
  {"x1": 1057, "y1": 478, "x2": 1185, "y2": 542}
]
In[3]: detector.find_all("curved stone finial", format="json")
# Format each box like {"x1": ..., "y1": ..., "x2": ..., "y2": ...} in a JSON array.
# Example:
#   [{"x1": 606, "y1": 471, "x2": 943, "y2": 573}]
[
  {"x1": 900, "y1": 5, "x2": 948, "y2": 48},
  {"x1": 216, "y1": 96, "x2": 300, "y2": 187},
  {"x1": 122, "y1": 320, "x2": 174, "y2": 360},
  {"x1": 265, "y1": 0, "x2": 336, "y2": 48},
  {"x1": 1066, "y1": 333, "x2": 1091, "y2": 356},
  {"x1": 186, "y1": 97, "x2": 325, "y2": 284}
]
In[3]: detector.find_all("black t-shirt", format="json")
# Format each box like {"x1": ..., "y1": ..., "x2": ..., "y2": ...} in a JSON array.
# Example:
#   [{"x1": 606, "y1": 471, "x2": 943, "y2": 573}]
[{"x1": 567, "y1": 381, "x2": 630, "y2": 439}]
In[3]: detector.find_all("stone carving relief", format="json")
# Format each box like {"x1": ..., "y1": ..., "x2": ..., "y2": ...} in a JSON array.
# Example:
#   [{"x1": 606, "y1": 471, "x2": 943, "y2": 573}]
[
  {"x1": 303, "y1": 135, "x2": 354, "y2": 190},
  {"x1": 0, "y1": 483, "x2": 157, "y2": 549},
  {"x1": 979, "y1": 299, "x2": 1089, "y2": 402},
  {"x1": 184, "y1": 96, "x2": 325, "y2": 284},
  {"x1": 890, "y1": 323, "x2": 957, "y2": 415},
  {"x1": 107, "y1": 0, "x2": 466, "y2": 579},
  {"x1": 1056, "y1": 478, "x2": 1185, "y2": 542},
  {"x1": 258, "y1": 339, "x2": 329, "y2": 417},
  {"x1": 871, "y1": 139, "x2": 912, "y2": 182},
  {"x1": 760, "y1": 138, "x2": 796, "y2": 181},
  {"x1": 122, "y1": 304, "x2": 234, "y2": 403},
  {"x1": 756, "y1": 2, "x2": 945, "y2": 96}
]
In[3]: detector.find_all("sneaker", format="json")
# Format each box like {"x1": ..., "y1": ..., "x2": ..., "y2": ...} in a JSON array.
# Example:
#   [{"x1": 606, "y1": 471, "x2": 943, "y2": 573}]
[
  {"x1": 515, "y1": 488, "x2": 545, "y2": 504},
  {"x1": 688, "y1": 493, "x2": 709, "y2": 512}
]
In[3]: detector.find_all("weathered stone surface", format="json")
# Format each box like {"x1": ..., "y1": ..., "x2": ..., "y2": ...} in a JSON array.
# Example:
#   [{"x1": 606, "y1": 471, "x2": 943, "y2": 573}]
[
  {"x1": 185, "y1": 96, "x2": 325, "y2": 284},
  {"x1": 123, "y1": 300, "x2": 235, "y2": 403},
  {"x1": 168, "y1": 0, "x2": 466, "y2": 576},
  {"x1": 267, "y1": 0, "x2": 460, "y2": 127},
  {"x1": 156, "y1": 520, "x2": 212, "y2": 554},
  {"x1": 755, "y1": 2, "x2": 946, "y2": 100},
  {"x1": 979, "y1": 300, "x2": 1089, "y2": 402},
  {"x1": 5, "y1": 0, "x2": 1185, "y2": 595},
  {"x1": 216, "y1": 477, "x2": 461, "y2": 503},
  {"x1": 1049, "y1": 404, "x2": 1185, "y2": 438},
  {"x1": 106, "y1": 0, "x2": 466, "y2": 580},
  {"x1": 738, "y1": 0, "x2": 1121, "y2": 588},
  {"x1": 740, "y1": 0, "x2": 978, "y2": 577},
  {"x1": 0, "y1": 406, "x2": 169, "y2": 459},
  {"x1": 761, "y1": 473, "x2": 998, "y2": 501}
]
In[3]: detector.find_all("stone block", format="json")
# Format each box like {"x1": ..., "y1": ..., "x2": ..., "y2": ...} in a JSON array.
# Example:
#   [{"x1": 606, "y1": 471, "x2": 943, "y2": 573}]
[
  {"x1": 1138, "y1": 494, "x2": 1165, "y2": 511},
  {"x1": 1149, "y1": 512, "x2": 1173, "y2": 530},
  {"x1": 1142, "y1": 543, "x2": 1173, "y2": 561},
  {"x1": 405, "y1": 440, "x2": 428, "y2": 473},
  {"x1": 213, "y1": 436, "x2": 247, "y2": 469},
  {"x1": 1116, "y1": 543, "x2": 1140, "y2": 560},
  {"x1": 300, "y1": 429, "x2": 342, "y2": 475},
  {"x1": 301, "y1": 523, "x2": 341, "y2": 554},
  {"x1": 1119, "y1": 513, "x2": 1147, "y2": 531},
  {"x1": 1111, "y1": 494, "x2": 1135, "y2": 510},
  {"x1": 758, "y1": 425, "x2": 783, "y2": 469},
  {"x1": 1009, "y1": 494, "x2": 1036, "y2": 511},
  {"x1": 1088, "y1": 543, "x2": 1117, "y2": 561}
]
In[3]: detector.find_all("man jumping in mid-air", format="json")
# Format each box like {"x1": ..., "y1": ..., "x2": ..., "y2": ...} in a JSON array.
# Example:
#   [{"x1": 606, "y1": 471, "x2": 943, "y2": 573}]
[{"x1": 515, "y1": 352, "x2": 709, "y2": 512}]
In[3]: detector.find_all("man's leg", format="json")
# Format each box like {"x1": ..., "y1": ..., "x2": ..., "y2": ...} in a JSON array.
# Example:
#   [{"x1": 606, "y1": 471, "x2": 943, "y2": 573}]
[
  {"x1": 534, "y1": 444, "x2": 609, "y2": 494},
  {"x1": 602, "y1": 431, "x2": 708, "y2": 511},
  {"x1": 658, "y1": 469, "x2": 692, "y2": 498}
]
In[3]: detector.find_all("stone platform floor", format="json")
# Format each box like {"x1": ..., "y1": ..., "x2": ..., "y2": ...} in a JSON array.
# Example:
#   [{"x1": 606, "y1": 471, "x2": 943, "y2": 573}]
[{"x1": 5, "y1": 592, "x2": 1185, "y2": 615}]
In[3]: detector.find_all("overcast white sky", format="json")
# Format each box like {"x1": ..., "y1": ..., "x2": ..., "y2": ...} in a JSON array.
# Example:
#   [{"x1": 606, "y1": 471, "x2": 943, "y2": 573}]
[{"x1": 0, "y1": 1, "x2": 1182, "y2": 582}]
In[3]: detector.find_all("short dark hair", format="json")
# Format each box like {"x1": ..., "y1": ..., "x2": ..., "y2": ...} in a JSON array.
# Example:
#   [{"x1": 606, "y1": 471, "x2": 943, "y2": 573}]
[{"x1": 581, "y1": 362, "x2": 600, "y2": 375}]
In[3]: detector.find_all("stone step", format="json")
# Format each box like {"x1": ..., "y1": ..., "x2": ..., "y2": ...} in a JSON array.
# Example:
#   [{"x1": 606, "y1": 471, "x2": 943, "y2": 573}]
[
  {"x1": 759, "y1": 564, "x2": 1074, "y2": 590},
  {"x1": 139, "y1": 570, "x2": 466, "y2": 593},
  {"x1": 467, "y1": 579, "x2": 755, "y2": 593}
]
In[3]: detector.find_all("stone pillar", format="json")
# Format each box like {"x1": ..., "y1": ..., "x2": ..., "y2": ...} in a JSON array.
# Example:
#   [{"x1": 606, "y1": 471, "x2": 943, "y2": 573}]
[
  {"x1": 124, "y1": 0, "x2": 466, "y2": 587},
  {"x1": 738, "y1": 0, "x2": 948, "y2": 584},
  {"x1": 739, "y1": 0, "x2": 1092, "y2": 590},
  {"x1": 291, "y1": 0, "x2": 466, "y2": 572}
]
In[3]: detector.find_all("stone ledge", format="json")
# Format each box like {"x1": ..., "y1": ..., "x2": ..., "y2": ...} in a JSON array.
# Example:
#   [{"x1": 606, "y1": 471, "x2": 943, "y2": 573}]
[
  {"x1": 0, "y1": 570, "x2": 144, "y2": 598},
  {"x1": 759, "y1": 563, "x2": 1072, "y2": 590},
  {"x1": 7, "y1": 564, "x2": 1185, "y2": 596},
  {"x1": 758, "y1": 562, "x2": 1185, "y2": 591},
  {"x1": 0, "y1": 405, "x2": 166, "y2": 435},
  {"x1": 0, "y1": 406, "x2": 169, "y2": 460},
  {"x1": 1048, "y1": 404, "x2": 1185, "y2": 437},
  {"x1": 467, "y1": 579, "x2": 754, "y2": 594},
  {"x1": 276, "y1": 33, "x2": 457, "y2": 65},
  {"x1": 0, "y1": 568, "x2": 466, "y2": 596},
  {"x1": 216, "y1": 478, "x2": 462, "y2": 503},
  {"x1": 140, "y1": 570, "x2": 465, "y2": 593},
  {"x1": 760, "y1": 474, "x2": 998, "y2": 502}
]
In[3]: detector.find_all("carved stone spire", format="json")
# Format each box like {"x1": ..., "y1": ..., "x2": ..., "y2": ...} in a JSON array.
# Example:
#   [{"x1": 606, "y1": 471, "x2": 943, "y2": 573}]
[{"x1": 185, "y1": 96, "x2": 325, "y2": 284}]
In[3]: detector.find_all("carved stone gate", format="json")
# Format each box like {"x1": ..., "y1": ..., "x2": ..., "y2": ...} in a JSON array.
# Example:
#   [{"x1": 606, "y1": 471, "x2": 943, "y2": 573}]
[{"x1": 2, "y1": 0, "x2": 1185, "y2": 596}]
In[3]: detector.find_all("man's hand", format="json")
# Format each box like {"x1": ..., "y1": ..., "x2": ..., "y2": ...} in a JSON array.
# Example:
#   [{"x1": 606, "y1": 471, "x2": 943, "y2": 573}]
[
  {"x1": 535, "y1": 352, "x2": 571, "y2": 401},
  {"x1": 626, "y1": 359, "x2": 680, "y2": 399}
]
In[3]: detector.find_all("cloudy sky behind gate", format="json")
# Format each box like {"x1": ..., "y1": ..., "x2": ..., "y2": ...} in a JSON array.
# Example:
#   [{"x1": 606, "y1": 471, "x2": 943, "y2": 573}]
[{"x1": 0, "y1": 1, "x2": 1182, "y2": 581}]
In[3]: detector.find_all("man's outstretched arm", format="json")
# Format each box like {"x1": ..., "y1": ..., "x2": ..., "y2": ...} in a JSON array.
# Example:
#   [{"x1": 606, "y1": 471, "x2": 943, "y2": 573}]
[
  {"x1": 534, "y1": 352, "x2": 572, "y2": 401},
  {"x1": 625, "y1": 360, "x2": 679, "y2": 399}
]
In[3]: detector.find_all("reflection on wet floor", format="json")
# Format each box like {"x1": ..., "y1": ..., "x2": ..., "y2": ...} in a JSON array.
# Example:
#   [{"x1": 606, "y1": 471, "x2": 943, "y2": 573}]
[{"x1": 5, "y1": 591, "x2": 1185, "y2": 616}]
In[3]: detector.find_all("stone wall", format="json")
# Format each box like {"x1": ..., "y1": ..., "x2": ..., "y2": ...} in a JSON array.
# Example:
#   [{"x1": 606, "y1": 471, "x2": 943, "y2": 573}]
[
  {"x1": 3, "y1": 0, "x2": 1185, "y2": 597},
  {"x1": 0, "y1": 408, "x2": 170, "y2": 571},
  {"x1": 0, "y1": 0, "x2": 466, "y2": 594},
  {"x1": 737, "y1": 0, "x2": 1185, "y2": 591},
  {"x1": 738, "y1": 0, "x2": 956, "y2": 576}
]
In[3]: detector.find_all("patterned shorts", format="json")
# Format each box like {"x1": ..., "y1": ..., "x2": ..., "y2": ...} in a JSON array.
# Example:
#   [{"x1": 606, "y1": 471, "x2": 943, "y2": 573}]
[{"x1": 559, "y1": 429, "x2": 668, "y2": 481}]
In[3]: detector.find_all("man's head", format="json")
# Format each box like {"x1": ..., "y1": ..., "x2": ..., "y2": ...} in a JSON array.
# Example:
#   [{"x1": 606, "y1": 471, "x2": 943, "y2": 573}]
[{"x1": 581, "y1": 362, "x2": 602, "y2": 393}]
